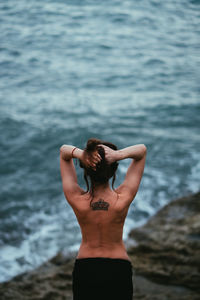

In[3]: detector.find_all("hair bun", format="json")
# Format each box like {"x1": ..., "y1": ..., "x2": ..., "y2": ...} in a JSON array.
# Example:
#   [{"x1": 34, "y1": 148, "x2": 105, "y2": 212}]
[
  {"x1": 80, "y1": 138, "x2": 118, "y2": 187},
  {"x1": 86, "y1": 138, "x2": 102, "y2": 152}
]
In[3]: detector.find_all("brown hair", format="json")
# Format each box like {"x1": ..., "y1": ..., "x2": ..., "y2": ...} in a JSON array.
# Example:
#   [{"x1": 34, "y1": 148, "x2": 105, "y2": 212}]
[{"x1": 79, "y1": 138, "x2": 119, "y2": 207}]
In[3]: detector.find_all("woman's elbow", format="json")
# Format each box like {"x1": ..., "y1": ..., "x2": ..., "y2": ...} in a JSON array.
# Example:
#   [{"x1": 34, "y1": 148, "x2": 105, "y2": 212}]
[{"x1": 142, "y1": 144, "x2": 147, "y2": 155}]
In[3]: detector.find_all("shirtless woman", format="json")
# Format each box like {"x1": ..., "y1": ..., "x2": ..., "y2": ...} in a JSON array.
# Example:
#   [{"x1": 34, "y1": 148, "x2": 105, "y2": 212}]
[{"x1": 60, "y1": 138, "x2": 147, "y2": 300}]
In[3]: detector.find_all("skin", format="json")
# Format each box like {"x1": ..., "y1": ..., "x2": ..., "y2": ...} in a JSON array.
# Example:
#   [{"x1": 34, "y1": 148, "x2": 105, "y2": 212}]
[{"x1": 60, "y1": 143, "x2": 147, "y2": 261}]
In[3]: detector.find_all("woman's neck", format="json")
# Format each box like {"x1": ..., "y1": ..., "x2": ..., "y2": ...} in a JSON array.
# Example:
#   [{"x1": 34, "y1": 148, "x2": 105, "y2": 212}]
[{"x1": 91, "y1": 182, "x2": 111, "y2": 195}]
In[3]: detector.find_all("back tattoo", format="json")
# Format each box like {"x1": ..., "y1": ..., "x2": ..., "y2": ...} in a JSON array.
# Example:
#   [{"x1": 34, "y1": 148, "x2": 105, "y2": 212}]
[{"x1": 91, "y1": 198, "x2": 109, "y2": 211}]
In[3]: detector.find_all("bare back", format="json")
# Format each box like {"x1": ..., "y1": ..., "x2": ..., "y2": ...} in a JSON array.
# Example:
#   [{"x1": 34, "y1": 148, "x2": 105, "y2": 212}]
[
  {"x1": 69, "y1": 187, "x2": 133, "y2": 262},
  {"x1": 60, "y1": 143, "x2": 147, "y2": 262}
]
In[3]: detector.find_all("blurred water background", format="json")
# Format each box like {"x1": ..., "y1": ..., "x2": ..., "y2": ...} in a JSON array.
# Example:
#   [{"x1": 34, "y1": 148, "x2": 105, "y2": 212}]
[{"x1": 0, "y1": 0, "x2": 200, "y2": 282}]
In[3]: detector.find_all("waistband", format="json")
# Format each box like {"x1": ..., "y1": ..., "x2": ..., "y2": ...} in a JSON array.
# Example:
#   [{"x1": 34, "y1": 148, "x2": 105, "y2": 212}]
[{"x1": 75, "y1": 257, "x2": 132, "y2": 266}]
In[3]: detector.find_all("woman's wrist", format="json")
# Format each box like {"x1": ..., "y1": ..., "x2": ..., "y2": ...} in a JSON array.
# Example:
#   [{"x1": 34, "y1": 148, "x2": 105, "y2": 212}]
[
  {"x1": 72, "y1": 148, "x2": 83, "y2": 160},
  {"x1": 60, "y1": 145, "x2": 83, "y2": 161},
  {"x1": 115, "y1": 149, "x2": 124, "y2": 161}
]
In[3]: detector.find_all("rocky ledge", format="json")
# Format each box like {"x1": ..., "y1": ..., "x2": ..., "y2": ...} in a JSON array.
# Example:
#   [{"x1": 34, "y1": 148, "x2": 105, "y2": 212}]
[
  {"x1": 0, "y1": 191, "x2": 199, "y2": 300},
  {"x1": 127, "y1": 190, "x2": 200, "y2": 300}
]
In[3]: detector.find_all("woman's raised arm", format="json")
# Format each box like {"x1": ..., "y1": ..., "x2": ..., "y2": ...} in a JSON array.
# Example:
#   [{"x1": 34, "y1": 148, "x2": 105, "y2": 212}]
[
  {"x1": 99, "y1": 144, "x2": 147, "y2": 163},
  {"x1": 116, "y1": 144, "x2": 147, "y2": 161},
  {"x1": 100, "y1": 143, "x2": 147, "y2": 204},
  {"x1": 60, "y1": 145, "x2": 83, "y2": 161},
  {"x1": 60, "y1": 145, "x2": 101, "y2": 169}
]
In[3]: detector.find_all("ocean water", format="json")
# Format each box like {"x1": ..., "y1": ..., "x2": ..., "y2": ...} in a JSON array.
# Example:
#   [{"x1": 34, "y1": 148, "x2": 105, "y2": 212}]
[{"x1": 0, "y1": 0, "x2": 199, "y2": 282}]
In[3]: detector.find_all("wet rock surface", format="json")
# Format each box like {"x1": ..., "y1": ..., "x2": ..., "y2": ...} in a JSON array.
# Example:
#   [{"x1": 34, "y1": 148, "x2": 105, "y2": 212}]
[
  {"x1": 0, "y1": 191, "x2": 199, "y2": 300},
  {"x1": 0, "y1": 252, "x2": 76, "y2": 300},
  {"x1": 128, "y1": 191, "x2": 200, "y2": 300}
]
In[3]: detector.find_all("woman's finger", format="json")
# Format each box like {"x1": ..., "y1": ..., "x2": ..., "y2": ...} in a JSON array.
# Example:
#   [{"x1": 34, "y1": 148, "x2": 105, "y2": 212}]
[{"x1": 92, "y1": 157, "x2": 98, "y2": 163}]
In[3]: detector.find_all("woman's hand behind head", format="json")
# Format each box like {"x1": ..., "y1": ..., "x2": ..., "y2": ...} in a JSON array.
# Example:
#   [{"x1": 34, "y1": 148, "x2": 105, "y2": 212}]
[
  {"x1": 81, "y1": 149, "x2": 102, "y2": 170},
  {"x1": 98, "y1": 144, "x2": 118, "y2": 164}
]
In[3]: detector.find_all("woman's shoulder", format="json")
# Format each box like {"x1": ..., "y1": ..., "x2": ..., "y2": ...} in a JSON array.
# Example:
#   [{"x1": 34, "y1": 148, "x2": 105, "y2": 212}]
[{"x1": 114, "y1": 186, "x2": 135, "y2": 209}]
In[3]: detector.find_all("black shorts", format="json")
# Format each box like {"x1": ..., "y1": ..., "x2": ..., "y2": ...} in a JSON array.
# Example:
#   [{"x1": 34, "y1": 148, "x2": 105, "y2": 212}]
[{"x1": 72, "y1": 257, "x2": 133, "y2": 300}]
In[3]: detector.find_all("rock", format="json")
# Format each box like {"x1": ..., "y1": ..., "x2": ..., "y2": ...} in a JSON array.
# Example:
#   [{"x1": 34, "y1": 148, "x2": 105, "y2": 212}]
[
  {"x1": 127, "y1": 191, "x2": 200, "y2": 299},
  {"x1": 0, "y1": 191, "x2": 199, "y2": 300},
  {"x1": 0, "y1": 252, "x2": 76, "y2": 300}
]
